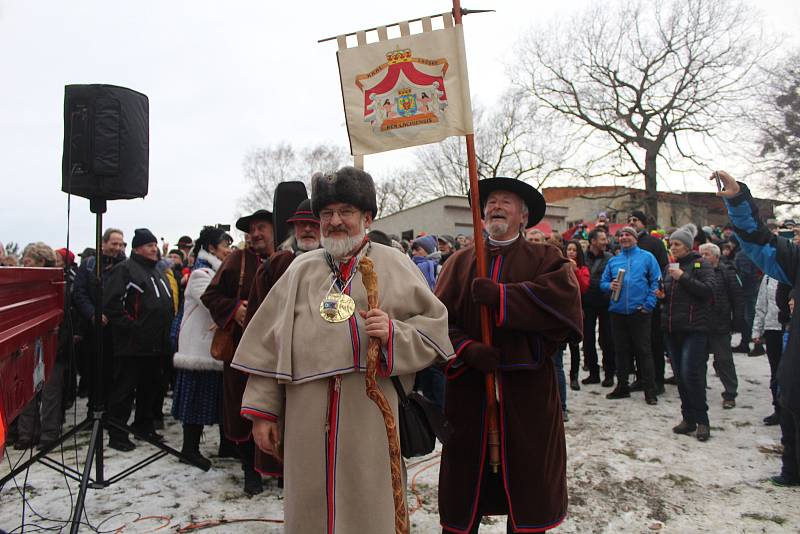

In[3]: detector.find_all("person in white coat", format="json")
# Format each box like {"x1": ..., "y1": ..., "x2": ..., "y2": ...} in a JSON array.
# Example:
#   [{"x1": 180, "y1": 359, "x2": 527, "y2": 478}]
[
  {"x1": 171, "y1": 227, "x2": 233, "y2": 468},
  {"x1": 753, "y1": 274, "x2": 784, "y2": 426}
]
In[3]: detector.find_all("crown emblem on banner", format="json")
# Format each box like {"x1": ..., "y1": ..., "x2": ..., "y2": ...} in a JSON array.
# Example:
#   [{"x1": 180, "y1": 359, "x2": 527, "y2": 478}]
[
  {"x1": 386, "y1": 48, "x2": 412, "y2": 64},
  {"x1": 397, "y1": 88, "x2": 412, "y2": 96}
]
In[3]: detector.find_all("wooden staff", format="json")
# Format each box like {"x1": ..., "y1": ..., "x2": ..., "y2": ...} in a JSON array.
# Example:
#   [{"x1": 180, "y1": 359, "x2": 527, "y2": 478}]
[
  {"x1": 358, "y1": 256, "x2": 409, "y2": 534},
  {"x1": 453, "y1": 0, "x2": 501, "y2": 473}
]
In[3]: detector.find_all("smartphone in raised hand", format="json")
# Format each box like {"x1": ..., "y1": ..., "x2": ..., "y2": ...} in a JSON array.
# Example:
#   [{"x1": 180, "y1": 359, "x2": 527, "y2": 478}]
[{"x1": 713, "y1": 171, "x2": 723, "y2": 192}]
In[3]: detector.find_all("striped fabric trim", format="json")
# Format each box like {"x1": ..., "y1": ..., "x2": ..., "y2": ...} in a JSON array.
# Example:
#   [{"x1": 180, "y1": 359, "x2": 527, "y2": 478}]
[
  {"x1": 240, "y1": 406, "x2": 278, "y2": 422},
  {"x1": 325, "y1": 379, "x2": 342, "y2": 534},
  {"x1": 495, "y1": 284, "x2": 507, "y2": 326}
]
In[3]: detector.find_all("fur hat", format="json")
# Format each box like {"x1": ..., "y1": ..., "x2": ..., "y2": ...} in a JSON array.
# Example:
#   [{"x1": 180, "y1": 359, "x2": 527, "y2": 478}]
[
  {"x1": 670, "y1": 223, "x2": 698, "y2": 250},
  {"x1": 132, "y1": 228, "x2": 158, "y2": 248},
  {"x1": 311, "y1": 167, "x2": 377, "y2": 217}
]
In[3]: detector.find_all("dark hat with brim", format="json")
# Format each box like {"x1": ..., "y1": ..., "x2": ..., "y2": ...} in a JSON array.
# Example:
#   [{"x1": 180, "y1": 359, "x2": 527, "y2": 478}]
[
  {"x1": 236, "y1": 209, "x2": 274, "y2": 233},
  {"x1": 286, "y1": 199, "x2": 319, "y2": 225},
  {"x1": 469, "y1": 177, "x2": 546, "y2": 228}
]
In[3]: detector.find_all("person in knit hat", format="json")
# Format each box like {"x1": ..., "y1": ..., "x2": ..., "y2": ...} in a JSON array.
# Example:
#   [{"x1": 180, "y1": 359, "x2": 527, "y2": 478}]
[
  {"x1": 601, "y1": 224, "x2": 662, "y2": 404},
  {"x1": 103, "y1": 227, "x2": 175, "y2": 451},
  {"x1": 661, "y1": 223, "x2": 715, "y2": 442}
]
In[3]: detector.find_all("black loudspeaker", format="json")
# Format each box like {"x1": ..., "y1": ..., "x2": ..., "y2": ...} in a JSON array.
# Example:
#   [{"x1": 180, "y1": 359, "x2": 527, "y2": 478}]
[{"x1": 61, "y1": 84, "x2": 149, "y2": 201}]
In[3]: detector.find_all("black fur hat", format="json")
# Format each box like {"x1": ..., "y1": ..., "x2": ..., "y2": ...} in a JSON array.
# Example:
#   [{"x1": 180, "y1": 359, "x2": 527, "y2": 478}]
[{"x1": 311, "y1": 167, "x2": 377, "y2": 217}]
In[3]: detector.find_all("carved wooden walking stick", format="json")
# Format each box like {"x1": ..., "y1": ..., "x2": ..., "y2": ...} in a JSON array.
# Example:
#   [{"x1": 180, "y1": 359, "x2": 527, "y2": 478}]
[{"x1": 358, "y1": 256, "x2": 409, "y2": 534}]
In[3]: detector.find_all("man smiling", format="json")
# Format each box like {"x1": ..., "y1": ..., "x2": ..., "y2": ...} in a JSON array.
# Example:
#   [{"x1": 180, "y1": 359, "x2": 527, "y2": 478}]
[
  {"x1": 233, "y1": 167, "x2": 452, "y2": 533},
  {"x1": 436, "y1": 177, "x2": 582, "y2": 533}
]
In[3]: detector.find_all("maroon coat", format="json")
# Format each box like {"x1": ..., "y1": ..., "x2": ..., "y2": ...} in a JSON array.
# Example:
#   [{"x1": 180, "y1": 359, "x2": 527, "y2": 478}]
[
  {"x1": 245, "y1": 250, "x2": 295, "y2": 327},
  {"x1": 244, "y1": 249, "x2": 296, "y2": 476},
  {"x1": 435, "y1": 237, "x2": 582, "y2": 533},
  {"x1": 200, "y1": 247, "x2": 263, "y2": 442}
]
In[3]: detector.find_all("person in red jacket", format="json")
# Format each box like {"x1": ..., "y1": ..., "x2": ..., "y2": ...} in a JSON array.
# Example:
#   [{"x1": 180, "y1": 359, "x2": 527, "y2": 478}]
[{"x1": 566, "y1": 240, "x2": 589, "y2": 390}]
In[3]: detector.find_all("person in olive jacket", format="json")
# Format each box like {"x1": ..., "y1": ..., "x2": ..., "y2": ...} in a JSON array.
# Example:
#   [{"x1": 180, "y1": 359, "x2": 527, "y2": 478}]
[
  {"x1": 103, "y1": 228, "x2": 175, "y2": 451},
  {"x1": 661, "y1": 224, "x2": 715, "y2": 442}
]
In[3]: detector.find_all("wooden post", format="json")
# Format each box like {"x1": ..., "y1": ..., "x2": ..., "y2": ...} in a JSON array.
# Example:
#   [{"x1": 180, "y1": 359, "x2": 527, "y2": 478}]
[{"x1": 452, "y1": 0, "x2": 501, "y2": 474}]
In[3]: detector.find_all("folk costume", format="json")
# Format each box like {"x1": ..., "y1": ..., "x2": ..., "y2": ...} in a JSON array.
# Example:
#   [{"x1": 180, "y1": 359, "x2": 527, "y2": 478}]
[
  {"x1": 243, "y1": 198, "x2": 320, "y2": 477},
  {"x1": 232, "y1": 168, "x2": 454, "y2": 533},
  {"x1": 200, "y1": 209, "x2": 273, "y2": 490},
  {"x1": 435, "y1": 178, "x2": 583, "y2": 534}
]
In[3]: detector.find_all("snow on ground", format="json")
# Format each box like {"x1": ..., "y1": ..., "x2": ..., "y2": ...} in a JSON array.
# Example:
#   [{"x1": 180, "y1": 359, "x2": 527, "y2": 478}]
[{"x1": 2, "y1": 338, "x2": 799, "y2": 533}]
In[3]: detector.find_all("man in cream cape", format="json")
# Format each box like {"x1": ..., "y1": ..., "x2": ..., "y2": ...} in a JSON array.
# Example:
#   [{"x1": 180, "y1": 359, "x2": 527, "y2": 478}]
[{"x1": 232, "y1": 167, "x2": 453, "y2": 533}]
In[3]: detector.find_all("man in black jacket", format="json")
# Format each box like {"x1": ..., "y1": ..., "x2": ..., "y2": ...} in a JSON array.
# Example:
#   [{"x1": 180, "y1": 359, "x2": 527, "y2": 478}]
[
  {"x1": 104, "y1": 228, "x2": 174, "y2": 451},
  {"x1": 700, "y1": 242, "x2": 744, "y2": 409},
  {"x1": 71, "y1": 228, "x2": 125, "y2": 407},
  {"x1": 582, "y1": 227, "x2": 616, "y2": 386},
  {"x1": 629, "y1": 210, "x2": 669, "y2": 393}
]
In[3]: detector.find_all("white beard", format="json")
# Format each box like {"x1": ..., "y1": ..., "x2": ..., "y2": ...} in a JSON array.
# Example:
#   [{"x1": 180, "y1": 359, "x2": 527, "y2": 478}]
[
  {"x1": 297, "y1": 237, "x2": 320, "y2": 252},
  {"x1": 322, "y1": 224, "x2": 366, "y2": 260},
  {"x1": 487, "y1": 220, "x2": 509, "y2": 239}
]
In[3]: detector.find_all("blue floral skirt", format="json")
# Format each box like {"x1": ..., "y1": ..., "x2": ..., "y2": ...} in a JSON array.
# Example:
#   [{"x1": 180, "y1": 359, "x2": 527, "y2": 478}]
[{"x1": 171, "y1": 369, "x2": 223, "y2": 425}]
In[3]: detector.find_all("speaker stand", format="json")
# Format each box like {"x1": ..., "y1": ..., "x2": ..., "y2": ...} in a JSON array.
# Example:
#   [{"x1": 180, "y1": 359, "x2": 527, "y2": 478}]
[{"x1": 0, "y1": 199, "x2": 209, "y2": 534}]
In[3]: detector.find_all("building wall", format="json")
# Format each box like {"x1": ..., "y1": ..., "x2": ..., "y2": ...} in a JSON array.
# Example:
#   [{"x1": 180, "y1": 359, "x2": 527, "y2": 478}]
[{"x1": 372, "y1": 195, "x2": 568, "y2": 238}]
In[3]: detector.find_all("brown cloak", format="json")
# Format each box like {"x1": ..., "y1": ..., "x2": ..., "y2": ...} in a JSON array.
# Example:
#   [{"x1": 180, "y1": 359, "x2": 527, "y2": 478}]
[
  {"x1": 435, "y1": 237, "x2": 582, "y2": 533},
  {"x1": 199, "y1": 247, "x2": 263, "y2": 442},
  {"x1": 243, "y1": 248, "x2": 296, "y2": 476}
]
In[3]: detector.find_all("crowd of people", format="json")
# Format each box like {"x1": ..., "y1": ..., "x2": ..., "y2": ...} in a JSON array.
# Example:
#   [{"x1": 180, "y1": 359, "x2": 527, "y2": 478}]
[{"x1": 2, "y1": 168, "x2": 799, "y2": 532}]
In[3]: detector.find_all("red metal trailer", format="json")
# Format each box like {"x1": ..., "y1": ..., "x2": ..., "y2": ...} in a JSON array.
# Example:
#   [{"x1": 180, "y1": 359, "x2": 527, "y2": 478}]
[{"x1": 0, "y1": 267, "x2": 64, "y2": 454}]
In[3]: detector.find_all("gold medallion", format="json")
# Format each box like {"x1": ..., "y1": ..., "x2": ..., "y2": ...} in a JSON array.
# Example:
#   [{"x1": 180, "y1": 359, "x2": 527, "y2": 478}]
[{"x1": 320, "y1": 292, "x2": 356, "y2": 323}]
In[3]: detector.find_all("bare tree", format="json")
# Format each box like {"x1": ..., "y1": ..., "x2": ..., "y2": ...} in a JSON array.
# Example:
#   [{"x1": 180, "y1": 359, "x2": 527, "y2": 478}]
[
  {"x1": 239, "y1": 143, "x2": 348, "y2": 212},
  {"x1": 413, "y1": 91, "x2": 578, "y2": 199},
  {"x1": 374, "y1": 170, "x2": 425, "y2": 217},
  {"x1": 757, "y1": 51, "x2": 800, "y2": 203},
  {"x1": 515, "y1": 0, "x2": 774, "y2": 222}
]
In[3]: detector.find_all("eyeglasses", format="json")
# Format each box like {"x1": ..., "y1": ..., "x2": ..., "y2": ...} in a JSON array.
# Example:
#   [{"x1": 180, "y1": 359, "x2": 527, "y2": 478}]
[
  {"x1": 319, "y1": 208, "x2": 360, "y2": 222},
  {"x1": 627, "y1": 217, "x2": 639, "y2": 223}
]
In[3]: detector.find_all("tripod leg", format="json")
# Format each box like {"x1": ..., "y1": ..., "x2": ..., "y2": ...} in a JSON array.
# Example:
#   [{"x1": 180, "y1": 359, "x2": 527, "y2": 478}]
[{"x1": 70, "y1": 417, "x2": 103, "y2": 534}]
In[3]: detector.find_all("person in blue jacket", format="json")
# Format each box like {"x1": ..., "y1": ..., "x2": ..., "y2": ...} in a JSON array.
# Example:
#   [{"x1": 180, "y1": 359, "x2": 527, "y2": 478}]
[
  {"x1": 716, "y1": 170, "x2": 800, "y2": 486},
  {"x1": 600, "y1": 226, "x2": 662, "y2": 404}
]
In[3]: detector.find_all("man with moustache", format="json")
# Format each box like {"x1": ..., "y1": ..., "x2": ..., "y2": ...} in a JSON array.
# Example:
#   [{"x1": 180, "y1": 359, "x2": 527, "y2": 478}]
[
  {"x1": 435, "y1": 178, "x2": 583, "y2": 533},
  {"x1": 201, "y1": 209, "x2": 274, "y2": 495},
  {"x1": 232, "y1": 167, "x2": 453, "y2": 533}
]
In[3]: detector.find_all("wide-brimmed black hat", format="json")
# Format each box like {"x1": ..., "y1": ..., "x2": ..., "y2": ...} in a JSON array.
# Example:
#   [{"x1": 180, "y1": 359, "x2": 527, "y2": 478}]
[
  {"x1": 236, "y1": 209, "x2": 273, "y2": 233},
  {"x1": 469, "y1": 177, "x2": 546, "y2": 228}
]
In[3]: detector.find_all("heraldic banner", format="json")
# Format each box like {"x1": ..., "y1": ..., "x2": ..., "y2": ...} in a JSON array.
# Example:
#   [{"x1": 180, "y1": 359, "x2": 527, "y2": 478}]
[{"x1": 336, "y1": 13, "x2": 474, "y2": 156}]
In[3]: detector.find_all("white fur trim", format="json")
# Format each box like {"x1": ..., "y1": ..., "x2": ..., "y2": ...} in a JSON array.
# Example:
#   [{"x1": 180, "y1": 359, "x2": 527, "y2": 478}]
[
  {"x1": 197, "y1": 248, "x2": 222, "y2": 271},
  {"x1": 173, "y1": 351, "x2": 224, "y2": 372}
]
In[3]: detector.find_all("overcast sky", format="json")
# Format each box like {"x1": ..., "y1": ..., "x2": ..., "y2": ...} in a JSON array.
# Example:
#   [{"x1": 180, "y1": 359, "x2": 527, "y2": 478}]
[{"x1": 1, "y1": 0, "x2": 797, "y2": 253}]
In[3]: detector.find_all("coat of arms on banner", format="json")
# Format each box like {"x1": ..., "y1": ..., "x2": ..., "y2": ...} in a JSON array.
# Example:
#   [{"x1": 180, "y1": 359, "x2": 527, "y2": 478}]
[
  {"x1": 337, "y1": 20, "x2": 474, "y2": 156},
  {"x1": 358, "y1": 48, "x2": 448, "y2": 133}
]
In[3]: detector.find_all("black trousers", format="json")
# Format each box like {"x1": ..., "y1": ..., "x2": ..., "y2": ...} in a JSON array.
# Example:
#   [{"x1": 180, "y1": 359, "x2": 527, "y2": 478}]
[
  {"x1": 443, "y1": 472, "x2": 517, "y2": 534},
  {"x1": 582, "y1": 306, "x2": 615, "y2": 378},
  {"x1": 107, "y1": 356, "x2": 163, "y2": 441},
  {"x1": 86, "y1": 327, "x2": 115, "y2": 410},
  {"x1": 650, "y1": 304, "x2": 665, "y2": 386},
  {"x1": 764, "y1": 330, "x2": 784, "y2": 411},
  {"x1": 780, "y1": 408, "x2": 800, "y2": 480},
  {"x1": 611, "y1": 312, "x2": 656, "y2": 395}
]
